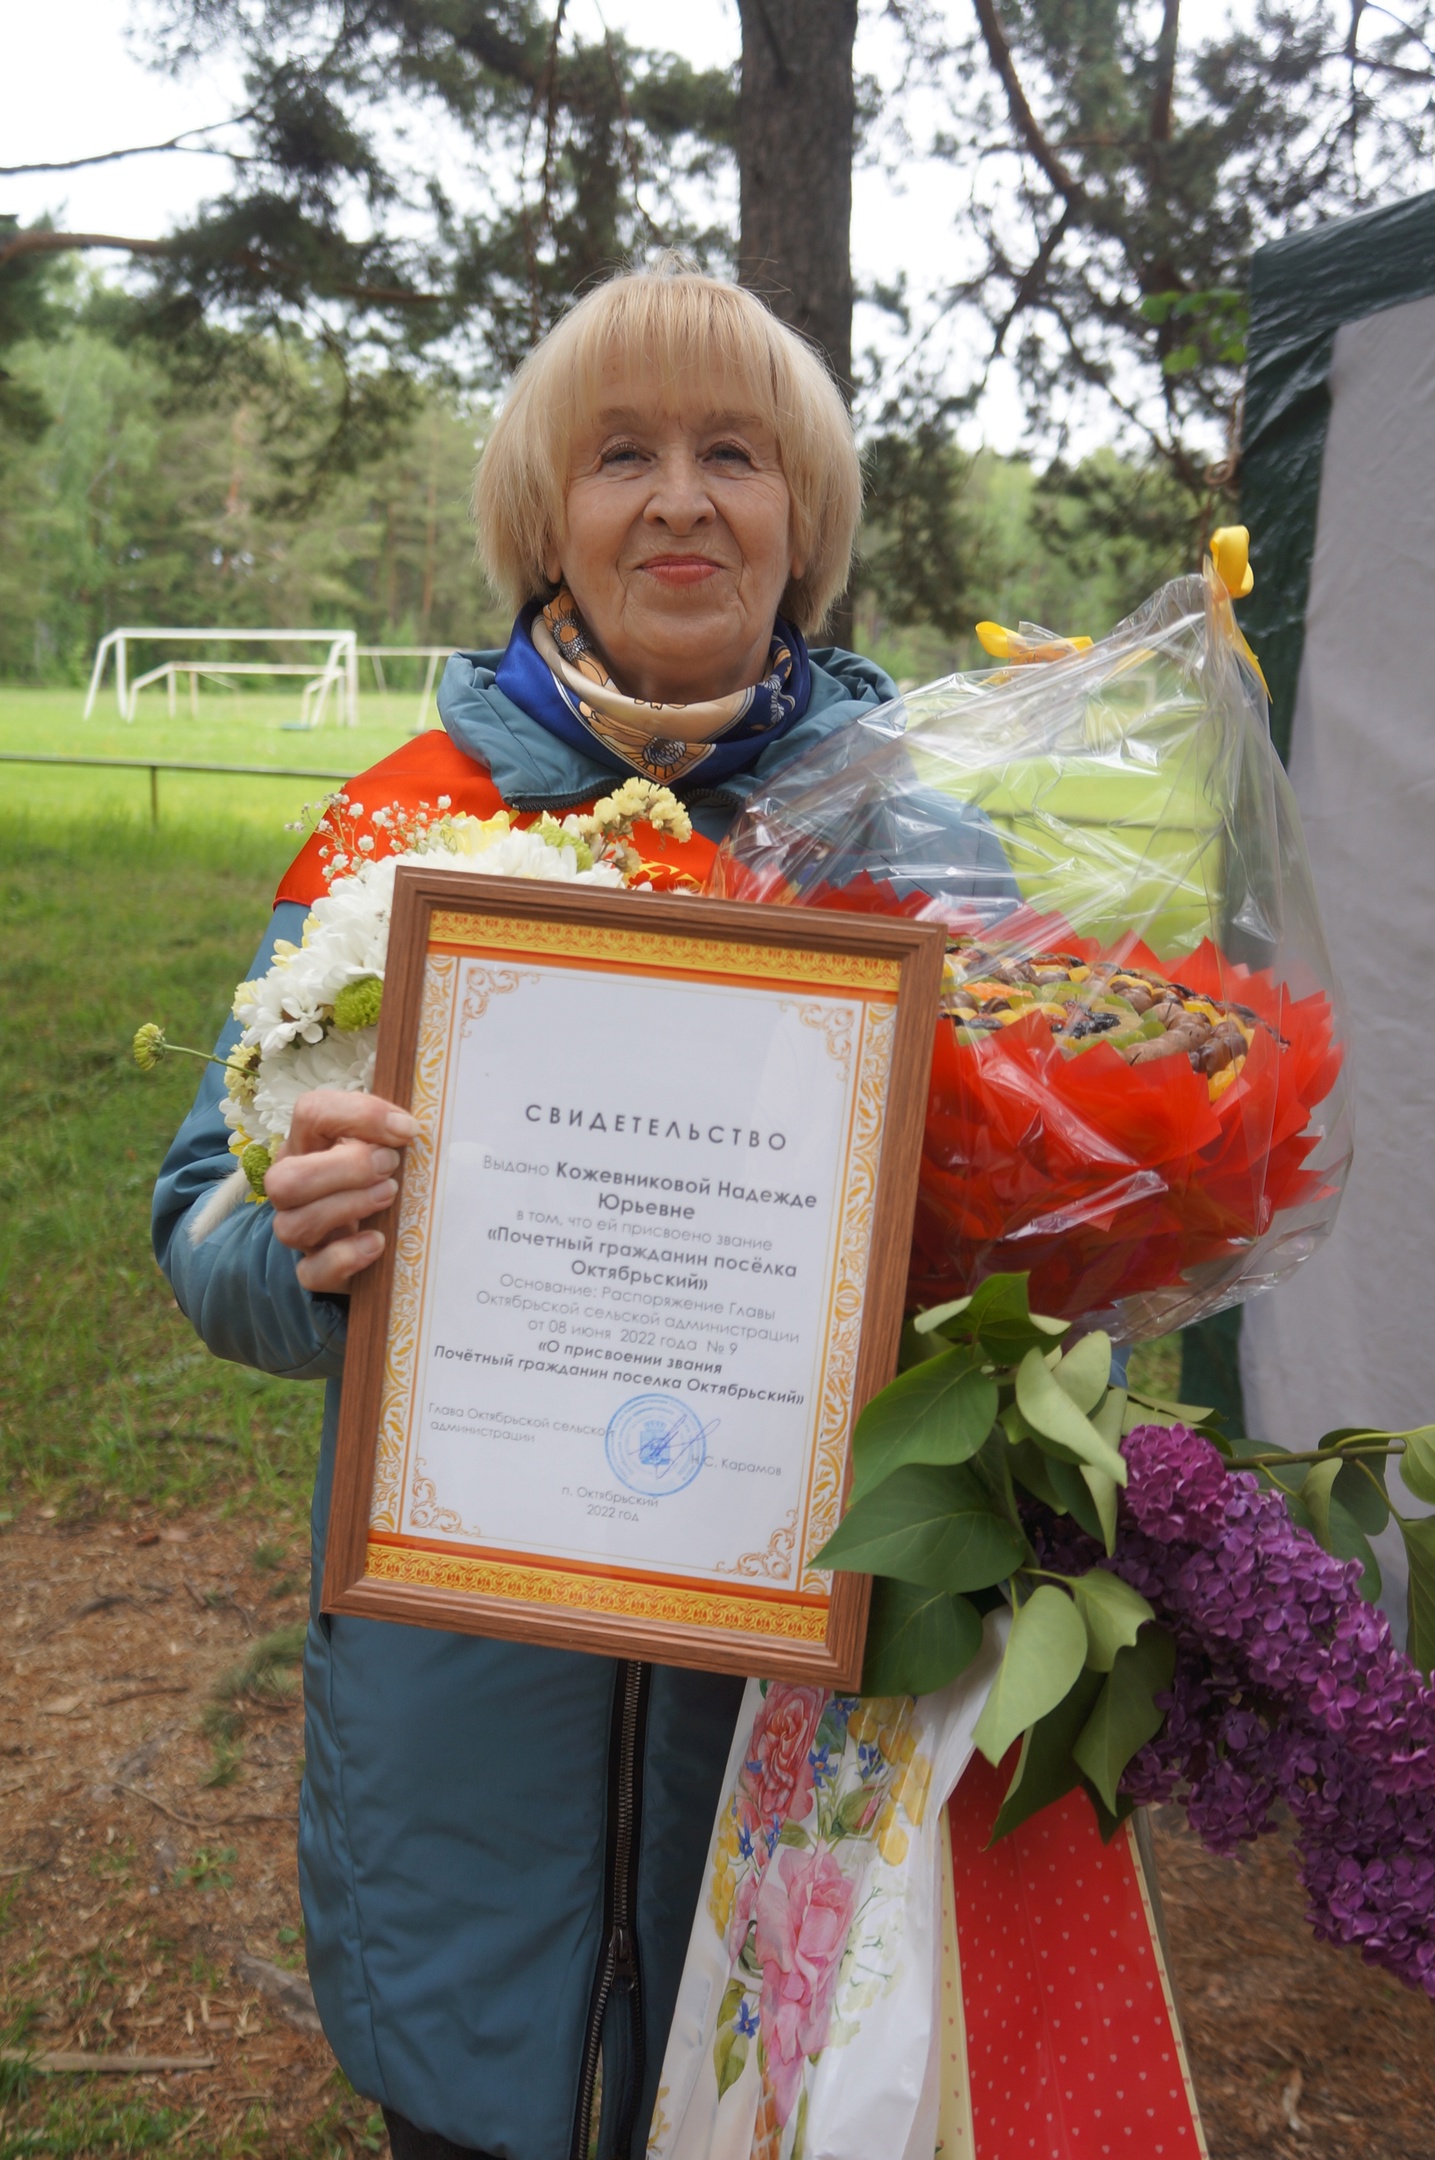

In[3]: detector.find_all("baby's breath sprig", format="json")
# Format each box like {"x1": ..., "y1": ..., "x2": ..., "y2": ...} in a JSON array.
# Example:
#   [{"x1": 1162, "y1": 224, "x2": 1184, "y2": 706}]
[{"x1": 576, "y1": 777, "x2": 692, "y2": 849}]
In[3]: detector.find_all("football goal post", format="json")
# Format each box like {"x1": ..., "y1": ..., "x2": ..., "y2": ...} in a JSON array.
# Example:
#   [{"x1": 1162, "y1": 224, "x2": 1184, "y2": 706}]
[{"x1": 84, "y1": 628, "x2": 360, "y2": 727}]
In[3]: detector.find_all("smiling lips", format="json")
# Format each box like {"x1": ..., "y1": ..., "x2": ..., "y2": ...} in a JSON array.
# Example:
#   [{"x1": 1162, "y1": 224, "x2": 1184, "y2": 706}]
[{"x1": 641, "y1": 555, "x2": 722, "y2": 588}]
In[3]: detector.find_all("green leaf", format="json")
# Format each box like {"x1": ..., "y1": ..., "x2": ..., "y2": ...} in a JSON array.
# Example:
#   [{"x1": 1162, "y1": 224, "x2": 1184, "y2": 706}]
[
  {"x1": 714, "y1": 2024, "x2": 749, "y2": 2099},
  {"x1": 1072, "y1": 1626, "x2": 1176, "y2": 1813},
  {"x1": 861, "y1": 1577, "x2": 984, "y2": 1695},
  {"x1": 776, "y1": 1821, "x2": 812, "y2": 1847},
  {"x1": 1400, "y1": 1514, "x2": 1435, "y2": 1676},
  {"x1": 1070, "y1": 1568, "x2": 1154, "y2": 1671},
  {"x1": 990, "y1": 1667, "x2": 1105, "y2": 1842},
  {"x1": 1081, "y1": 1466, "x2": 1120, "y2": 1554},
  {"x1": 1320, "y1": 1441, "x2": 1391, "y2": 1534},
  {"x1": 899, "y1": 1316, "x2": 953, "y2": 1370},
  {"x1": 1092, "y1": 1387, "x2": 1126, "y2": 1448},
  {"x1": 814, "y1": 1463, "x2": 1024, "y2": 1591},
  {"x1": 1123, "y1": 1391, "x2": 1213, "y2": 1428},
  {"x1": 850, "y1": 1349, "x2": 998, "y2": 1498},
  {"x1": 1324, "y1": 1496, "x2": 1382, "y2": 1604},
  {"x1": 912, "y1": 1296, "x2": 973, "y2": 1336},
  {"x1": 835, "y1": 1785, "x2": 881, "y2": 1836},
  {"x1": 934, "y1": 1272, "x2": 1069, "y2": 1362},
  {"x1": 972, "y1": 1586, "x2": 1088, "y2": 1767},
  {"x1": 1301, "y1": 1457, "x2": 1342, "y2": 1549},
  {"x1": 1046, "y1": 1457, "x2": 1106, "y2": 1541},
  {"x1": 1006, "y1": 1437, "x2": 1064, "y2": 1511},
  {"x1": 1400, "y1": 1428, "x2": 1435, "y2": 1507},
  {"x1": 1051, "y1": 1332, "x2": 1111, "y2": 1414},
  {"x1": 1080, "y1": 1778, "x2": 1138, "y2": 1843},
  {"x1": 1001, "y1": 1402, "x2": 1043, "y2": 1449},
  {"x1": 716, "y1": 1978, "x2": 746, "y2": 2028},
  {"x1": 1016, "y1": 1351, "x2": 1128, "y2": 1484}
]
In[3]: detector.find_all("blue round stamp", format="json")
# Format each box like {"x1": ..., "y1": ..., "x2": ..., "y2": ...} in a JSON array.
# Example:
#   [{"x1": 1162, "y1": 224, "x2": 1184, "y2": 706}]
[{"x1": 605, "y1": 1394, "x2": 708, "y2": 1497}]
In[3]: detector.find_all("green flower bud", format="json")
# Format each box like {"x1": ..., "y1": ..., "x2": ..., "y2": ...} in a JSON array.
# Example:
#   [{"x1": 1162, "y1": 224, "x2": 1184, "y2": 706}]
[
  {"x1": 132, "y1": 1022, "x2": 166, "y2": 1070},
  {"x1": 240, "y1": 1143, "x2": 273, "y2": 1196},
  {"x1": 333, "y1": 975, "x2": 383, "y2": 1030}
]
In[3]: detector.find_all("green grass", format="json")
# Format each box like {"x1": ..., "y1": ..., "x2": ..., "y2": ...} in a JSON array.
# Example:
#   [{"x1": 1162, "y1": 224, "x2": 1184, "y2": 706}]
[
  {"x1": 0, "y1": 684, "x2": 414, "y2": 832},
  {"x1": 0, "y1": 809, "x2": 328, "y2": 1520},
  {"x1": 1128, "y1": 1333, "x2": 1183, "y2": 1401}
]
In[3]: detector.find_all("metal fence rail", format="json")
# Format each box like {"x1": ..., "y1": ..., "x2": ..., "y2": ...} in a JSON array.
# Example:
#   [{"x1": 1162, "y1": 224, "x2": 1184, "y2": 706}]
[{"x1": 0, "y1": 751, "x2": 352, "y2": 825}]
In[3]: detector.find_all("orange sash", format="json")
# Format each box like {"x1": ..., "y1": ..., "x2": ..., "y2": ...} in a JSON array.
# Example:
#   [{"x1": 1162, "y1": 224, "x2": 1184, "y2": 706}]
[{"x1": 274, "y1": 730, "x2": 718, "y2": 909}]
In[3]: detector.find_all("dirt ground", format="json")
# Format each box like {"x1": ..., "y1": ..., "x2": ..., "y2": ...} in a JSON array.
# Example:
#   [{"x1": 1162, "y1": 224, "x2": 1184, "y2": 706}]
[{"x1": 1, "y1": 1509, "x2": 1432, "y2": 2160}]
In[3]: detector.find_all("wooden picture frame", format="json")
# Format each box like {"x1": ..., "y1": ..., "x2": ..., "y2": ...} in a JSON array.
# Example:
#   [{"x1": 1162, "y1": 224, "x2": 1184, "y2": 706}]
[{"x1": 321, "y1": 867, "x2": 945, "y2": 1687}]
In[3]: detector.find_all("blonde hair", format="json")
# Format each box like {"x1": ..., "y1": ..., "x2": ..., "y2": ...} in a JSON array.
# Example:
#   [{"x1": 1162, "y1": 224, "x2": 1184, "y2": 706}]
[{"x1": 474, "y1": 267, "x2": 861, "y2": 636}]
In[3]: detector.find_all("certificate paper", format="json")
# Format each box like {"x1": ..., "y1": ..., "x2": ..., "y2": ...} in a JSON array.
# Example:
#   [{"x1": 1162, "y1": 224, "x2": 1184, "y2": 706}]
[{"x1": 324, "y1": 873, "x2": 944, "y2": 1684}]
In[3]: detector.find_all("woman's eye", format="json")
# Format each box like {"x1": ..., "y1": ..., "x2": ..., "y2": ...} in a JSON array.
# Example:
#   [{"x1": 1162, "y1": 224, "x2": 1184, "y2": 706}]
[
  {"x1": 599, "y1": 442, "x2": 645, "y2": 467},
  {"x1": 708, "y1": 442, "x2": 754, "y2": 467}
]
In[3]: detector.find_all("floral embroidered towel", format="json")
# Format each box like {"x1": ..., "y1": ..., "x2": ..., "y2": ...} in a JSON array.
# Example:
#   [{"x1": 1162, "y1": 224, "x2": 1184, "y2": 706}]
[{"x1": 648, "y1": 1617, "x2": 1006, "y2": 2160}]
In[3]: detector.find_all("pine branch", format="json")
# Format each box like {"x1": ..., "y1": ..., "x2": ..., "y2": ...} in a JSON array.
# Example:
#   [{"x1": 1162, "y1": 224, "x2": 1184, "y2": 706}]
[
  {"x1": 968, "y1": 0, "x2": 1088, "y2": 209},
  {"x1": 0, "y1": 118, "x2": 252, "y2": 177},
  {"x1": 0, "y1": 226, "x2": 444, "y2": 307},
  {"x1": 0, "y1": 231, "x2": 172, "y2": 269}
]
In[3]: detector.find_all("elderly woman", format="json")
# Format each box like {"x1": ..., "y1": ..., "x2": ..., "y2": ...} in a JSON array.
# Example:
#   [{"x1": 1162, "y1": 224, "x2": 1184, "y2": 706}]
[{"x1": 154, "y1": 267, "x2": 933, "y2": 2160}]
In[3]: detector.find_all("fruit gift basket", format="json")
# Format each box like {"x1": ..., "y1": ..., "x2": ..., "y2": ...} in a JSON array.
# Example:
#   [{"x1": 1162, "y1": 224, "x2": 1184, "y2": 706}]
[{"x1": 710, "y1": 532, "x2": 1352, "y2": 1338}]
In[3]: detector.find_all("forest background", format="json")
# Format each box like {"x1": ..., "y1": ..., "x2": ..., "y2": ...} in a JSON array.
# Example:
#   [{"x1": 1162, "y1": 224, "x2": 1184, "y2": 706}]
[
  {"x1": 8, "y1": 0, "x2": 1435, "y2": 689},
  {"x1": 0, "y1": 301, "x2": 1182, "y2": 690}
]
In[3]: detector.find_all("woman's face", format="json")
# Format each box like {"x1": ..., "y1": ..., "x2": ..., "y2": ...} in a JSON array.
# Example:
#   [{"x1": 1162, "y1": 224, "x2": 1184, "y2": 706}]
[{"x1": 549, "y1": 360, "x2": 803, "y2": 723}]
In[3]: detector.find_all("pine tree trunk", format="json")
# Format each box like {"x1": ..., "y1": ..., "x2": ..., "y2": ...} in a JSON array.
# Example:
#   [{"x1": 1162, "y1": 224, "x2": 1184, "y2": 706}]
[
  {"x1": 737, "y1": 0, "x2": 859, "y2": 640},
  {"x1": 737, "y1": 0, "x2": 858, "y2": 396}
]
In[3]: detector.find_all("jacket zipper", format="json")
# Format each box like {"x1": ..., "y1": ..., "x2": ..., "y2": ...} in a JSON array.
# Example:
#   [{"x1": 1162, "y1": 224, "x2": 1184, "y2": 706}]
[
  {"x1": 508, "y1": 784, "x2": 743, "y2": 818},
  {"x1": 572, "y1": 1657, "x2": 648, "y2": 2160}
]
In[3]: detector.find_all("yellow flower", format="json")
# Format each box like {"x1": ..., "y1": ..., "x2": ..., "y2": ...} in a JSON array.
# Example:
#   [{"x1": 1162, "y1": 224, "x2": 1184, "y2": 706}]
[
  {"x1": 224, "y1": 1041, "x2": 262, "y2": 1105},
  {"x1": 895, "y1": 1750, "x2": 933, "y2": 1826},
  {"x1": 707, "y1": 1805, "x2": 743, "y2": 1935},
  {"x1": 875, "y1": 1798, "x2": 909, "y2": 1866},
  {"x1": 874, "y1": 1701, "x2": 916, "y2": 1768},
  {"x1": 132, "y1": 1022, "x2": 166, "y2": 1071}
]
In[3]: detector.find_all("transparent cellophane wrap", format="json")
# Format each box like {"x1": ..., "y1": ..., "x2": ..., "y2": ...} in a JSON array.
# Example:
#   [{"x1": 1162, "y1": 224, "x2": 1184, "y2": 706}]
[{"x1": 710, "y1": 564, "x2": 1352, "y2": 1341}]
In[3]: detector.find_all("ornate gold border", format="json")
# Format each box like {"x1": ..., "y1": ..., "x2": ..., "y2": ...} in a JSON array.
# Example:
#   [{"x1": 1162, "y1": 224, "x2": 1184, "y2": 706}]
[
  {"x1": 801, "y1": 998, "x2": 897, "y2": 1588},
  {"x1": 430, "y1": 909, "x2": 902, "y2": 993},
  {"x1": 369, "y1": 952, "x2": 455, "y2": 1533},
  {"x1": 369, "y1": 942, "x2": 898, "y2": 1605},
  {"x1": 363, "y1": 1540, "x2": 830, "y2": 1642},
  {"x1": 372, "y1": 959, "x2": 534, "y2": 1536},
  {"x1": 714, "y1": 1505, "x2": 799, "y2": 1581}
]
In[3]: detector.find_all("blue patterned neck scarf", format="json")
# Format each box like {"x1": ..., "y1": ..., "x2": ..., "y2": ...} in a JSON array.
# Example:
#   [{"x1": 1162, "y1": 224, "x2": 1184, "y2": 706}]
[{"x1": 493, "y1": 587, "x2": 811, "y2": 789}]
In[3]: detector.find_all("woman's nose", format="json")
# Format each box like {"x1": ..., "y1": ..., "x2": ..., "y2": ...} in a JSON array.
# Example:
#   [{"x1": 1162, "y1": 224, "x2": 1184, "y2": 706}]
[{"x1": 642, "y1": 449, "x2": 714, "y2": 531}]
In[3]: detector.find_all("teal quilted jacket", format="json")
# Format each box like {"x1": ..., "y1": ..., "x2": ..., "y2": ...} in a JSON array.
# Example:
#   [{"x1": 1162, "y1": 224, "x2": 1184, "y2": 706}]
[{"x1": 150, "y1": 644, "x2": 902, "y2": 2160}]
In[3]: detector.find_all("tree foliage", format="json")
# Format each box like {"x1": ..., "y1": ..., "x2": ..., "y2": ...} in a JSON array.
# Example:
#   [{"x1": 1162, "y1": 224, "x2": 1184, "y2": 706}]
[
  {"x1": 1, "y1": 1, "x2": 736, "y2": 473},
  {"x1": 0, "y1": 294, "x2": 504, "y2": 681},
  {"x1": 900, "y1": 0, "x2": 1435, "y2": 484}
]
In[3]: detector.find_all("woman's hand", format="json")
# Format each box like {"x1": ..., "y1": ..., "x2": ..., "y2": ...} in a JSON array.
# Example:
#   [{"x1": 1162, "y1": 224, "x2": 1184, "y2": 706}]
[{"x1": 265, "y1": 1089, "x2": 420, "y2": 1295}]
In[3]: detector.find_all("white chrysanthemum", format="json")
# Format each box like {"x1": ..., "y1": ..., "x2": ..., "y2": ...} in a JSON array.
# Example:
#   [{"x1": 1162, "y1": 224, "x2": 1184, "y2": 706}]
[
  {"x1": 218, "y1": 817, "x2": 630, "y2": 1149},
  {"x1": 248, "y1": 1028, "x2": 377, "y2": 1149}
]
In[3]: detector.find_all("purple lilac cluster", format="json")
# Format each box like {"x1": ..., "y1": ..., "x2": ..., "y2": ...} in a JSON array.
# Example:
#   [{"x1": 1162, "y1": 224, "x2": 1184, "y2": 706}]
[{"x1": 1030, "y1": 1423, "x2": 1435, "y2": 1995}]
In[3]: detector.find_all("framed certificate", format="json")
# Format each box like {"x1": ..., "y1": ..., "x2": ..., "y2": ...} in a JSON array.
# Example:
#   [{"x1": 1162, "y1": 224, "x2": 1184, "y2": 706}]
[{"x1": 322, "y1": 868, "x2": 945, "y2": 1686}]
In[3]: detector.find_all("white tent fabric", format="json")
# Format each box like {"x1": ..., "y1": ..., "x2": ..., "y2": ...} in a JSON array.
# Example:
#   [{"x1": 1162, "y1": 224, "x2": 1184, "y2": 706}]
[{"x1": 1241, "y1": 291, "x2": 1435, "y2": 1624}]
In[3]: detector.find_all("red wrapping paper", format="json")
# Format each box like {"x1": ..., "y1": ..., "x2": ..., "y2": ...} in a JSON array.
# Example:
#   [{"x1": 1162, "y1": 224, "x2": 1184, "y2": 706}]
[
  {"x1": 716, "y1": 864, "x2": 1342, "y2": 1324},
  {"x1": 943, "y1": 1755, "x2": 1208, "y2": 2156}
]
